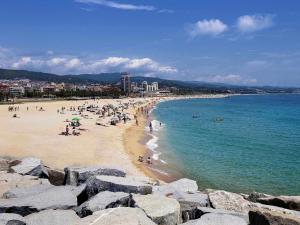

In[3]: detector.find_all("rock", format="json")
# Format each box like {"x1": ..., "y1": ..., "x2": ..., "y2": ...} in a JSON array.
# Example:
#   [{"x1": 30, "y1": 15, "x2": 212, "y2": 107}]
[
  {"x1": 0, "y1": 158, "x2": 9, "y2": 171},
  {"x1": 208, "y1": 190, "x2": 253, "y2": 213},
  {"x1": 47, "y1": 168, "x2": 65, "y2": 186},
  {"x1": 169, "y1": 192, "x2": 209, "y2": 223},
  {"x1": 24, "y1": 209, "x2": 80, "y2": 225},
  {"x1": 256, "y1": 196, "x2": 300, "y2": 211},
  {"x1": 183, "y1": 213, "x2": 248, "y2": 225},
  {"x1": 5, "y1": 221, "x2": 26, "y2": 225},
  {"x1": 180, "y1": 201, "x2": 203, "y2": 223},
  {"x1": 133, "y1": 194, "x2": 181, "y2": 225},
  {"x1": 76, "y1": 191, "x2": 131, "y2": 217},
  {"x1": 3, "y1": 184, "x2": 54, "y2": 199},
  {"x1": 246, "y1": 192, "x2": 272, "y2": 202},
  {"x1": 83, "y1": 175, "x2": 152, "y2": 199},
  {"x1": 0, "y1": 171, "x2": 50, "y2": 197},
  {"x1": 10, "y1": 157, "x2": 48, "y2": 178},
  {"x1": 197, "y1": 207, "x2": 249, "y2": 223},
  {"x1": 0, "y1": 186, "x2": 77, "y2": 216},
  {"x1": 0, "y1": 213, "x2": 25, "y2": 225},
  {"x1": 252, "y1": 202, "x2": 300, "y2": 218},
  {"x1": 153, "y1": 178, "x2": 198, "y2": 196},
  {"x1": 75, "y1": 207, "x2": 157, "y2": 225},
  {"x1": 249, "y1": 209, "x2": 300, "y2": 225},
  {"x1": 64, "y1": 166, "x2": 126, "y2": 186},
  {"x1": 171, "y1": 192, "x2": 210, "y2": 207}
]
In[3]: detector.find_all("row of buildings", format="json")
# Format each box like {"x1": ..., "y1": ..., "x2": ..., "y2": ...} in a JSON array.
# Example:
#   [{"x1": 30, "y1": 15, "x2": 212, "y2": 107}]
[{"x1": 0, "y1": 79, "x2": 117, "y2": 98}]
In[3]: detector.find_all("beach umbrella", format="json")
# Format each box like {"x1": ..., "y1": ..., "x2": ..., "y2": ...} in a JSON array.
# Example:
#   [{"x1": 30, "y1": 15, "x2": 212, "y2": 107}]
[{"x1": 72, "y1": 117, "x2": 81, "y2": 121}]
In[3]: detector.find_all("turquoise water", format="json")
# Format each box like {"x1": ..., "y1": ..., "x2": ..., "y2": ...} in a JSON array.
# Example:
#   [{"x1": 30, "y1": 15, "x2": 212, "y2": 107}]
[{"x1": 152, "y1": 94, "x2": 300, "y2": 195}]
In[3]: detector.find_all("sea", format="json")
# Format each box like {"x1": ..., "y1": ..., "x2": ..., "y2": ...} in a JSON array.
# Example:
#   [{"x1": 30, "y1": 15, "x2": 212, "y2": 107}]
[{"x1": 146, "y1": 94, "x2": 300, "y2": 196}]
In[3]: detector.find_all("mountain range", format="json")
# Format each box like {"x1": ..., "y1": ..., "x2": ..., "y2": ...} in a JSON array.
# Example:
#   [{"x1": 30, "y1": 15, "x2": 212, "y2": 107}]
[{"x1": 0, "y1": 68, "x2": 299, "y2": 94}]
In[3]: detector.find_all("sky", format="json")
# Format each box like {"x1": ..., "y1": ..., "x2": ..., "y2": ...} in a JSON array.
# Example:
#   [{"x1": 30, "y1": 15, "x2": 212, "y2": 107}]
[{"x1": 0, "y1": 0, "x2": 300, "y2": 86}]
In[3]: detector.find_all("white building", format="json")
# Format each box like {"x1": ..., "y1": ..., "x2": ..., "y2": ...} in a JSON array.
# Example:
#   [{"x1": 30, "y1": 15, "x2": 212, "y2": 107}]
[{"x1": 9, "y1": 86, "x2": 25, "y2": 97}]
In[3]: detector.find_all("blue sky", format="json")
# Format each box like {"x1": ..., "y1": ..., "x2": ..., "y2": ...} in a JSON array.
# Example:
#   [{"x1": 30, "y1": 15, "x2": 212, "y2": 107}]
[{"x1": 0, "y1": 0, "x2": 300, "y2": 86}]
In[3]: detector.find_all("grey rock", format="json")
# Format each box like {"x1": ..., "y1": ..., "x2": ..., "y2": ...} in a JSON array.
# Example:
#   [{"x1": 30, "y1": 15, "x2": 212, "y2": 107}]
[
  {"x1": 153, "y1": 178, "x2": 198, "y2": 196},
  {"x1": 183, "y1": 213, "x2": 247, "y2": 225},
  {"x1": 246, "y1": 192, "x2": 272, "y2": 202},
  {"x1": 249, "y1": 209, "x2": 300, "y2": 225},
  {"x1": 256, "y1": 196, "x2": 300, "y2": 211},
  {"x1": 133, "y1": 194, "x2": 181, "y2": 225},
  {"x1": 47, "y1": 168, "x2": 65, "y2": 186},
  {"x1": 76, "y1": 191, "x2": 130, "y2": 217},
  {"x1": 64, "y1": 166, "x2": 126, "y2": 186},
  {"x1": 75, "y1": 207, "x2": 157, "y2": 225},
  {"x1": 171, "y1": 192, "x2": 210, "y2": 207},
  {"x1": 0, "y1": 186, "x2": 77, "y2": 216},
  {"x1": 3, "y1": 184, "x2": 54, "y2": 199},
  {"x1": 208, "y1": 190, "x2": 253, "y2": 213},
  {"x1": 0, "y1": 158, "x2": 9, "y2": 172},
  {"x1": 197, "y1": 207, "x2": 249, "y2": 223},
  {"x1": 10, "y1": 157, "x2": 48, "y2": 178},
  {"x1": 6, "y1": 221, "x2": 26, "y2": 225},
  {"x1": 252, "y1": 202, "x2": 300, "y2": 218},
  {"x1": 83, "y1": 175, "x2": 152, "y2": 199},
  {"x1": 0, "y1": 213, "x2": 25, "y2": 225},
  {"x1": 170, "y1": 192, "x2": 209, "y2": 223},
  {"x1": 24, "y1": 209, "x2": 80, "y2": 225},
  {"x1": 0, "y1": 171, "x2": 50, "y2": 197}
]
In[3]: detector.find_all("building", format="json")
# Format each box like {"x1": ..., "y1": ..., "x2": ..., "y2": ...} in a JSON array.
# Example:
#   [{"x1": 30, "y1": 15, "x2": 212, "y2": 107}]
[
  {"x1": 152, "y1": 82, "x2": 159, "y2": 91},
  {"x1": 121, "y1": 72, "x2": 131, "y2": 94},
  {"x1": 9, "y1": 86, "x2": 25, "y2": 97}
]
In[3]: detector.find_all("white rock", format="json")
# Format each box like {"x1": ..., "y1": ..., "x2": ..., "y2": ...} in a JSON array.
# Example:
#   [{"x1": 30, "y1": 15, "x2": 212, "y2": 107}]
[{"x1": 133, "y1": 194, "x2": 181, "y2": 225}]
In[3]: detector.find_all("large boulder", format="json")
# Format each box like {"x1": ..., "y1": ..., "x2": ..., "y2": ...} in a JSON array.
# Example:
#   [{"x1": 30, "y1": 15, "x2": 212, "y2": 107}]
[
  {"x1": 197, "y1": 207, "x2": 249, "y2": 223},
  {"x1": 183, "y1": 213, "x2": 248, "y2": 225},
  {"x1": 153, "y1": 178, "x2": 198, "y2": 196},
  {"x1": 83, "y1": 175, "x2": 152, "y2": 199},
  {"x1": 208, "y1": 190, "x2": 253, "y2": 213},
  {"x1": 256, "y1": 196, "x2": 300, "y2": 211},
  {"x1": 0, "y1": 186, "x2": 77, "y2": 216},
  {"x1": 0, "y1": 213, "x2": 26, "y2": 225},
  {"x1": 76, "y1": 191, "x2": 131, "y2": 217},
  {"x1": 0, "y1": 171, "x2": 50, "y2": 197},
  {"x1": 75, "y1": 207, "x2": 157, "y2": 225},
  {"x1": 24, "y1": 209, "x2": 80, "y2": 225},
  {"x1": 246, "y1": 192, "x2": 272, "y2": 202},
  {"x1": 10, "y1": 157, "x2": 48, "y2": 178},
  {"x1": 64, "y1": 166, "x2": 126, "y2": 186},
  {"x1": 133, "y1": 194, "x2": 181, "y2": 225},
  {"x1": 249, "y1": 209, "x2": 300, "y2": 225},
  {"x1": 3, "y1": 184, "x2": 54, "y2": 199},
  {"x1": 47, "y1": 168, "x2": 65, "y2": 186},
  {"x1": 170, "y1": 192, "x2": 209, "y2": 223}
]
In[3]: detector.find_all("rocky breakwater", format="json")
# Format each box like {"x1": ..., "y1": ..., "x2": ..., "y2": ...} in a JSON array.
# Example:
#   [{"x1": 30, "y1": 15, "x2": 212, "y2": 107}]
[{"x1": 0, "y1": 157, "x2": 300, "y2": 225}]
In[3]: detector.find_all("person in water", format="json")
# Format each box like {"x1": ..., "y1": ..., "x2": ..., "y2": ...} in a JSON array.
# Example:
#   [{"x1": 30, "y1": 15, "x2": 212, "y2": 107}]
[{"x1": 149, "y1": 121, "x2": 153, "y2": 132}]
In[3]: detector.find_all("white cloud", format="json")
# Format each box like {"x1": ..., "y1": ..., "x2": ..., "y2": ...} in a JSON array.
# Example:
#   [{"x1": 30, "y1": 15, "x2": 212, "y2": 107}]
[
  {"x1": 202, "y1": 74, "x2": 257, "y2": 85},
  {"x1": 0, "y1": 48, "x2": 177, "y2": 76},
  {"x1": 237, "y1": 14, "x2": 274, "y2": 33},
  {"x1": 75, "y1": 0, "x2": 155, "y2": 11},
  {"x1": 246, "y1": 60, "x2": 269, "y2": 67},
  {"x1": 188, "y1": 19, "x2": 228, "y2": 37}
]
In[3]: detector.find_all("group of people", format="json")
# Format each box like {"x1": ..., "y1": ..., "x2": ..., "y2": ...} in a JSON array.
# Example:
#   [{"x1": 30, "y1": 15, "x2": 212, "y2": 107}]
[
  {"x1": 138, "y1": 155, "x2": 152, "y2": 165},
  {"x1": 63, "y1": 125, "x2": 80, "y2": 136}
]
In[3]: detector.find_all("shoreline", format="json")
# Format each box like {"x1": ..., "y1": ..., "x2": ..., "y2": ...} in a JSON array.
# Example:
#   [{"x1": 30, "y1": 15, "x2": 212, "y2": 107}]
[{"x1": 123, "y1": 94, "x2": 232, "y2": 183}]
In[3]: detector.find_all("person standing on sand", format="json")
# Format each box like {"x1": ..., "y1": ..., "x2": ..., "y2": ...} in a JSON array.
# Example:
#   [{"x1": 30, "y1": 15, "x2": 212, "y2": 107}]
[{"x1": 65, "y1": 125, "x2": 69, "y2": 136}]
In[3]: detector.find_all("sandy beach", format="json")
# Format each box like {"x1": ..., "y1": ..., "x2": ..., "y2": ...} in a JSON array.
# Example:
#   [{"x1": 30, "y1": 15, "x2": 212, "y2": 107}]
[
  {"x1": 0, "y1": 98, "x2": 156, "y2": 177},
  {"x1": 0, "y1": 94, "x2": 229, "y2": 180}
]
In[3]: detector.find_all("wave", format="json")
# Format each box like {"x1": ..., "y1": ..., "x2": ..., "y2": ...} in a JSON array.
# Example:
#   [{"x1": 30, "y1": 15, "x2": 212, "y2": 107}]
[
  {"x1": 145, "y1": 119, "x2": 166, "y2": 164},
  {"x1": 145, "y1": 119, "x2": 164, "y2": 132}
]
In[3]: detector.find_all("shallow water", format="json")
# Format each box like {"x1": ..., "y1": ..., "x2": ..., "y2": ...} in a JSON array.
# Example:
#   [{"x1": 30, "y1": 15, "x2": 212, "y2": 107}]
[{"x1": 152, "y1": 94, "x2": 300, "y2": 195}]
